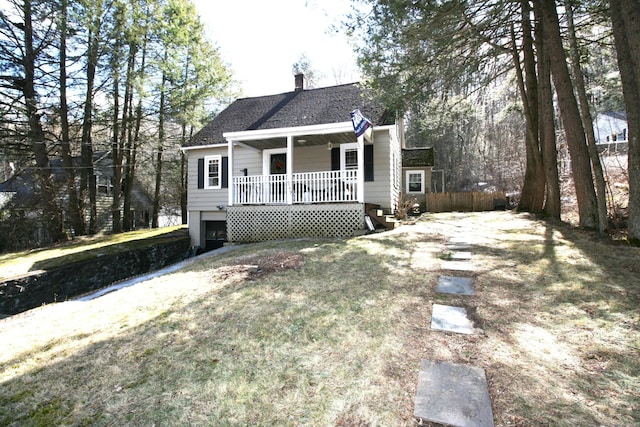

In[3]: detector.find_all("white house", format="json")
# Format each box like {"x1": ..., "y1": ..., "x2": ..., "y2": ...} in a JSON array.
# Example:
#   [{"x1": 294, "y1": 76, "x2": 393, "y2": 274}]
[
  {"x1": 594, "y1": 111, "x2": 628, "y2": 152},
  {"x1": 182, "y1": 75, "x2": 410, "y2": 249}
]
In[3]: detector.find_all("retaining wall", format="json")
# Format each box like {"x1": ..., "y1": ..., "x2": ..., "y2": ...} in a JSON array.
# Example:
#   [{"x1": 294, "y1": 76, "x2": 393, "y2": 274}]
[{"x1": 0, "y1": 232, "x2": 191, "y2": 316}]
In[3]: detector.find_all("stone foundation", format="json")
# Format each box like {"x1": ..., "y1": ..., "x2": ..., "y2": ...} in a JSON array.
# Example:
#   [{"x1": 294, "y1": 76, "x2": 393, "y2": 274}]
[{"x1": 0, "y1": 232, "x2": 191, "y2": 316}]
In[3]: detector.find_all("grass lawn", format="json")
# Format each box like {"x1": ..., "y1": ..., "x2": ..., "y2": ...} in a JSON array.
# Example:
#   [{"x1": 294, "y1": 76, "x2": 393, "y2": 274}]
[{"x1": 0, "y1": 211, "x2": 638, "y2": 426}]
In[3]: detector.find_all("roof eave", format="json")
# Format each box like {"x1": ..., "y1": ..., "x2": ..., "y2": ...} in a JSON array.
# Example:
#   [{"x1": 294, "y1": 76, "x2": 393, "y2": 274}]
[
  {"x1": 181, "y1": 142, "x2": 229, "y2": 152},
  {"x1": 222, "y1": 121, "x2": 354, "y2": 142}
]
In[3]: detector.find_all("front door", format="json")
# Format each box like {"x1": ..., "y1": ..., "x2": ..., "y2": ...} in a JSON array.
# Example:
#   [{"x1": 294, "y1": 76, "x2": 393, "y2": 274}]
[
  {"x1": 263, "y1": 148, "x2": 287, "y2": 203},
  {"x1": 270, "y1": 152, "x2": 287, "y2": 175}
]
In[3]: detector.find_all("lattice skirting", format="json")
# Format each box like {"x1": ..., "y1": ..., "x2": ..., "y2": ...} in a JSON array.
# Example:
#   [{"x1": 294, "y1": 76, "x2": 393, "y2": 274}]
[{"x1": 227, "y1": 203, "x2": 365, "y2": 242}]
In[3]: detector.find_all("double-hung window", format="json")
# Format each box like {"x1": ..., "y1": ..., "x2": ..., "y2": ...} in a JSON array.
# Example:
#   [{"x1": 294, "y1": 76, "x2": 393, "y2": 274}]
[
  {"x1": 205, "y1": 155, "x2": 222, "y2": 189},
  {"x1": 406, "y1": 170, "x2": 425, "y2": 193},
  {"x1": 341, "y1": 142, "x2": 359, "y2": 170}
]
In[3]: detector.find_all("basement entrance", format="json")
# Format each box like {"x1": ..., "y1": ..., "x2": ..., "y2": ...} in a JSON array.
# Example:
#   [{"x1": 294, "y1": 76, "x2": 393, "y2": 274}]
[{"x1": 205, "y1": 221, "x2": 227, "y2": 251}]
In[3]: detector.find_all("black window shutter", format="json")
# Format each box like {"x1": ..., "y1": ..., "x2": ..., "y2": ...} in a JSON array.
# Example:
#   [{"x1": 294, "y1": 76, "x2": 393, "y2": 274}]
[
  {"x1": 197, "y1": 158, "x2": 204, "y2": 189},
  {"x1": 364, "y1": 144, "x2": 374, "y2": 181},
  {"x1": 331, "y1": 147, "x2": 340, "y2": 171},
  {"x1": 221, "y1": 156, "x2": 228, "y2": 188}
]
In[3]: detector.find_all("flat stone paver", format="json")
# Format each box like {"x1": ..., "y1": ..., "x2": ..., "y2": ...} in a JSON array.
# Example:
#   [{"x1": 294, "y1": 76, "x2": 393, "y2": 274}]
[
  {"x1": 447, "y1": 243, "x2": 472, "y2": 250},
  {"x1": 414, "y1": 359, "x2": 494, "y2": 427},
  {"x1": 431, "y1": 304, "x2": 474, "y2": 334},
  {"x1": 436, "y1": 276, "x2": 474, "y2": 295},
  {"x1": 449, "y1": 236, "x2": 472, "y2": 244},
  {"x1": 450, "y1": 251, "x2": 473, "y2": 260},
  {"x1": 441, "y1": 260, "x2": 474, "y2": 272}
]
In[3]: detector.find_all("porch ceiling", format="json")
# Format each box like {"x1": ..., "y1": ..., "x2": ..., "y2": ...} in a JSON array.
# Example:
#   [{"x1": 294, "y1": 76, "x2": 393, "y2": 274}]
[{"x1": 238, "y1": 131, "x2": 356, "y2": 150}]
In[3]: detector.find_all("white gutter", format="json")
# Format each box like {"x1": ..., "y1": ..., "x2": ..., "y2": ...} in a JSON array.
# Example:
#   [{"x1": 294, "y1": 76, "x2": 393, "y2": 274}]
[
  {"x1": 181, "y1": 142, "x2": 229, "y2": 152},
  {"x1": 223, "y1": 121, "x2": 354, "y2": 142}
]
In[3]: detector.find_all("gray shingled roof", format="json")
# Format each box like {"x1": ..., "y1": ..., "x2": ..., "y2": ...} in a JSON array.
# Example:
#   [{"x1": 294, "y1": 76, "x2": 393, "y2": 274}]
[{"x1": 184, "y1": 82, "x2": 393, "y2": 147}]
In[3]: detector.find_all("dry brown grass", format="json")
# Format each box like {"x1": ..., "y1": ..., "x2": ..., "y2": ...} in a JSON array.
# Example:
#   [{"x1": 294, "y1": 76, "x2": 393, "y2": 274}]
[{"x1": 1, "y1": 212, "x2": 638, "y2": 426}]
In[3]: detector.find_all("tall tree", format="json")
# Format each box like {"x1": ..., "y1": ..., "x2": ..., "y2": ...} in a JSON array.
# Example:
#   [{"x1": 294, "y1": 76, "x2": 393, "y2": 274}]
[
  {"x1": 536, "y1": 0, "x2": 598, "y2": 228},
  {"x1": 534, "y1": 1, "x2": 560, "y2": 219},
  {"x1": 516, "y1": 0, "x2": 546, "y2": 214},
  {"x1": 58, "y1": 0, "x2": 85, "y2": 235},
  {"x1": 565, "y1": 0, "x2": 608, "y2": 232},
  {"x1": 77, "y1": 0, "x2": 107, "y2": 235},
  {"x1": 1, "y1": 0, "x2": 235, "y2": 247},
  {"x1": 123, "y1": 0, "x2": 152, "y2": 231},
  {"x1": 0, "y1": 0, "x2": 66, "y2": 243},
  {"x1": 610, "y1": 0, "x2": 640, "y2": 243}
]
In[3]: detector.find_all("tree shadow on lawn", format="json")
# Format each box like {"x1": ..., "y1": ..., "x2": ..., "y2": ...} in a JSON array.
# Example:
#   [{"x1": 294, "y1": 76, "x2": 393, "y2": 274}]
[{"x1": 467, "y1": 218, "x2": 640, "y2": 425}]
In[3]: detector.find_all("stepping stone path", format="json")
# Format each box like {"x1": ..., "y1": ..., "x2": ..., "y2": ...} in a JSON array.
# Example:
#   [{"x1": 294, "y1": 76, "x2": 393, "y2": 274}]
[
  {"x1": 441, "y1": 260, "x2": 475, "y2": 271},
  {"x1": 431, "y1": 304, "x2": 475, "y2": 334},
  {"x1": 436, "y1": 275, "x2": 474, "y2": 295},
  {"x1": 414, "y1": 360, "x2": 494, "y2": 427},
  {"x1": 450, "y1": 251, "x2": 473, "y2": 260},
  {"x1": 414, "y1": 234, "x2": 495, "y2": 426}
]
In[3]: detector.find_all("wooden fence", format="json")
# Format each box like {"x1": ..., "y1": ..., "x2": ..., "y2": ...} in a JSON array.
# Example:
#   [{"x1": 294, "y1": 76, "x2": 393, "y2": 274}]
[{"x1": 425, "y1": 191, "x2": 507, "y2": 213}]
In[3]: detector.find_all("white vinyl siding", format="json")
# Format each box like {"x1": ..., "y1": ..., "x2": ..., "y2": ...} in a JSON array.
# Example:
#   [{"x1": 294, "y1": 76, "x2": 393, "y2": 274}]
[
  {"x1": 188, "y1": 147, "x2": 233, "y2": 211},
  {"x1": 362, "y1": 129, "x2": 393, "y2": 208},
  {"x1": 292, "y1": 145, "x2": 330, "y2": 172}
]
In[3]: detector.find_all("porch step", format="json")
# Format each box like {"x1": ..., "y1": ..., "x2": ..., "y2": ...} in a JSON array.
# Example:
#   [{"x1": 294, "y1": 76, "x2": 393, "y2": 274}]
[{"x1": 365, "y1": 203, "x2": 399, "y2": 230}]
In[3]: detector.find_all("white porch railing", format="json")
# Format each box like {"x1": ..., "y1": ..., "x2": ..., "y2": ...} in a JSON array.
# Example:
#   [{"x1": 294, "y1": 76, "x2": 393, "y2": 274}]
[{"x1": 232, "y1": 170, "x2": 359, "y2": 205}]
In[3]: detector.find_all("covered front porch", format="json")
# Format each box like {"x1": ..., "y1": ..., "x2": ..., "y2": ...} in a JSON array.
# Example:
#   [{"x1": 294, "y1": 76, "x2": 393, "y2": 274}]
[
  {"x1": 225, "y1": 121, "x2": 369, "y2": 206},
  {"x1": 232, "y1": 170, "x2": 359, "y2": 205}
]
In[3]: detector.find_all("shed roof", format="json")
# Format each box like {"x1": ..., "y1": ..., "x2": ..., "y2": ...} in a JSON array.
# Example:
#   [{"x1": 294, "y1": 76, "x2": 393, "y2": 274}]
[
  {"x1": 184, "y1": 82, "x2": 393, "y2": 148},
  {"x1": 402, "y1": 147, "x2": 435, "y2": 167}
]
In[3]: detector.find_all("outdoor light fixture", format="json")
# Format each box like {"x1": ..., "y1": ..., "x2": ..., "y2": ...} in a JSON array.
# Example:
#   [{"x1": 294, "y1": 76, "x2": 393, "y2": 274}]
[{"x1": 327, "y1": 142, "x2": 333, "y2": 150}]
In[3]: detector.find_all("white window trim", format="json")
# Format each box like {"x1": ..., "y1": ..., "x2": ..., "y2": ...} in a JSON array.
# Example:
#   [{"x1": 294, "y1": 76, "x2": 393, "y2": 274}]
[
  {"x1": 204, "y1": 155, "x2": 222, "y2": 189},
  {"x1": 406, "y1": 170, "x2": 425, "y2": 194},
  {"x1": 340, "y1": 142, "x2": 358, "y2": 170},
  {"x1": 262, "y1": 148, "x2": 287, "y2": 175}
]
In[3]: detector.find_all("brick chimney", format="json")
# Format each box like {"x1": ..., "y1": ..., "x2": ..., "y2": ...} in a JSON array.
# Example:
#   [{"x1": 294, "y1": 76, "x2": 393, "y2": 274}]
[{"x1": 294, "y1": 73, "x2": 304, "y2": 91}]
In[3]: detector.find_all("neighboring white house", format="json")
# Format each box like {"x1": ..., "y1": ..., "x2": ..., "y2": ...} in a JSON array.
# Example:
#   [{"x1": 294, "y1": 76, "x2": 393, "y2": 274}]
[
  {"x1": 594, "y1": 111, "x2": 628, "y2": 152},
  {"x1": 181, "y1": 75, "x2": 412, "y2": 249}
]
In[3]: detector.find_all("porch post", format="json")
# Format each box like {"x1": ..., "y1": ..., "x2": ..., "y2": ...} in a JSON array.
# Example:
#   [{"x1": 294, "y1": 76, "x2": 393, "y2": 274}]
[
  {"x1": 286, "y1": 135, "x2": 293, "y2": 204},
  {"x1": 357, "y1": 134, "x2": 365, "y2": 202},
  {"x1": 228, "y1": 140, "x2": 234, "y2": 206}
]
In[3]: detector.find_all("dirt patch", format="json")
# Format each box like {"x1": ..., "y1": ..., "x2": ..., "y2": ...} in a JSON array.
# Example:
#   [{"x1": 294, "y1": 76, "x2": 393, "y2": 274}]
[{"x1": 210, "y1": 251, "x2": 305, "y2": 282}]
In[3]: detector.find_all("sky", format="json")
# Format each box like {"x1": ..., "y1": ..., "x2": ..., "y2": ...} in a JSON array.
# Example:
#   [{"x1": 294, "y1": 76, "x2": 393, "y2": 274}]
[{"x1": 190, "y1": 0, "x2": 361, "y2": 97}]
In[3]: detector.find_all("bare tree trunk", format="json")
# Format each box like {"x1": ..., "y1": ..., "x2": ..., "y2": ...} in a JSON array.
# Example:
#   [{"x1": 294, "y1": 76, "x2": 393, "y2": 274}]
[
  {"x1": 112, "y1": 40, "x2": 136, "y2": 234},
  {"x1": 21, "y1": 0, "x2": 65, "y2": 243},
  {"x1": 152, "y1": 50, "x2": 168, "y2": 228},
  {"x1": 610, "y1": 0, "x2": 640, "y2": 243},
  {"x1": 514, "y1": 2, "x2": 545, "y2": 213},
  {"x1": 565, "y1": 0, "x2": 608, "y2": 232},
  {"x1": 124, "y1": 33, "x2": 147, "y2": 232},
  {"x1": 80, "y1": 4, "x2": 102, "y2": 235},
  {"x1": 58, "y1": 0, "x2": 85, "y2": 236},
  {"x1": 534, "y1": 1, "x2": 560, "y2": 219},
  {"x1": 111, "y1": 70, "x2": 122, "y2": 234},
  {"x1": 538, "y1": 0, "x2": 598, "y2": 229}
]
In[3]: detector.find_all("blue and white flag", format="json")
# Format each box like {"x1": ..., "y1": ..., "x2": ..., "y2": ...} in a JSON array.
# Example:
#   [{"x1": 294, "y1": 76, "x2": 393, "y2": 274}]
[{"x1": 350, "y1": 109, "x2": 372, "y2": 138}]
